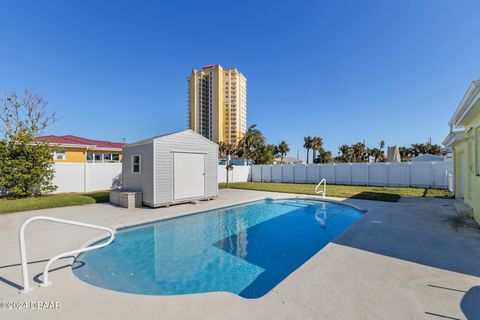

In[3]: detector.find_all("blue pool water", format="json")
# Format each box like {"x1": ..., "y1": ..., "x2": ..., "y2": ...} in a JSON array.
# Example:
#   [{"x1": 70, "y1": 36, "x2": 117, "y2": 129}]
[{"x1": 73, "y1": 199, "x2": 364, "y2": 298}]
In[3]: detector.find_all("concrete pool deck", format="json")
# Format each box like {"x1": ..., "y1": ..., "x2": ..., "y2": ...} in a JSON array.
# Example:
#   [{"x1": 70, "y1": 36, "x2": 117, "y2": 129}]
[{"x1": 0, "y1": 189, "x2": 479, "y2": 319}]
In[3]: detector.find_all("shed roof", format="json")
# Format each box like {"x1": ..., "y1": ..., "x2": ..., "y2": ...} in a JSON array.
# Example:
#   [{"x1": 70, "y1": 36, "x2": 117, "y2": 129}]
[{"x1": 124, "y1": 129, "x2": 218, "y2": 148}]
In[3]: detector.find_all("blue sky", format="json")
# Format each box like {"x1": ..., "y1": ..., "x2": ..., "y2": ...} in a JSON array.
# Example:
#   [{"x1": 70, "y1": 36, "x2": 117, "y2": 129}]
[{"x1": 1, "y1": 0, "x2": 479, "y2": 159}]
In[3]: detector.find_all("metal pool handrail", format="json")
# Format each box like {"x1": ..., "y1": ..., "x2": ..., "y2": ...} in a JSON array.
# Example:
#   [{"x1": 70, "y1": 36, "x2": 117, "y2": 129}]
[
  {"x1": 19, "y1": 216, "x2": 115, "y2": 293},
  {"x1": 315, "y1": 179, "x2": 327, "y2": 198}
]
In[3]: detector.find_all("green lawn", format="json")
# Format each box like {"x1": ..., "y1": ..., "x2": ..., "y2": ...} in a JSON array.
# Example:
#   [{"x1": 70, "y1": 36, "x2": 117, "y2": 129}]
[
  {"x1": 219, "y1": 182, "x2": 450, "y2": 202},
  {"x1": 0, "y1": 191, "x2": 110, "y2": 214}
]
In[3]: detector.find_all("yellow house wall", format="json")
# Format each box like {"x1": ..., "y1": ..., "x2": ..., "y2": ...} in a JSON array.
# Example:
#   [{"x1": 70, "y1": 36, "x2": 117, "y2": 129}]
[
  {"x1": 463, "y1": 113, "x2": 480, "y2": 223},
  {"x1": 453, "y1": 145, "x2": 465, "y2": 198},
  {"x1": 54, "y1": 147, "x2": 86, "y2": 163},
  {"x1": 53, "y1": 147, "x2": 122, "y2": 163}
]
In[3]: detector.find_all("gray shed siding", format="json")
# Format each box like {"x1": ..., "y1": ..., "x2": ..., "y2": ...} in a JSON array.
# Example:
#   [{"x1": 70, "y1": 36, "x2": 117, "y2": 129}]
[
  {"x1": 153, "y1": 130, "x2": 218, "y2": 206},
  {"x1": 122, "y1": 141, "x2": 155, "y2": 206}
]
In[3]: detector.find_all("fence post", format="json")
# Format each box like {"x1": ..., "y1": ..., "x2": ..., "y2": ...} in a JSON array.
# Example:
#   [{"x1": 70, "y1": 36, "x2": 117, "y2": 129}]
[
  {"x1": 349, "y1": 163, "x2": 352, "y2": 185},
  {"x1": 385, "y1": 162, "x2": 389, "y2": 187},
  {"x1": 366, "y1": 163, "x2": 369, "y2": 186},
  {"x1": 431, "y1": 162, "x2": 434, "y2": 188},
  {"x1": 84, "y1": 163, "x2": 88, "y2": 192},
  {"x1": 407, "y1": 162, "x2": 410, "y2": 188}
]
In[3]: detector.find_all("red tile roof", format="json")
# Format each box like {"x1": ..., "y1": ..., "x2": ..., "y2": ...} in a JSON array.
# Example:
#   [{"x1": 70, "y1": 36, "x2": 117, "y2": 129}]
[{"x1": 35, "y1": 135, "x2": 124, "y2": 149}]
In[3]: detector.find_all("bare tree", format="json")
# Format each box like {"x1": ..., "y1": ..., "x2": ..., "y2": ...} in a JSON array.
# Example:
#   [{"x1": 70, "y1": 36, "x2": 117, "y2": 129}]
[{"x1": 0, "y1": 91, "x2": 58, "y2": 141}]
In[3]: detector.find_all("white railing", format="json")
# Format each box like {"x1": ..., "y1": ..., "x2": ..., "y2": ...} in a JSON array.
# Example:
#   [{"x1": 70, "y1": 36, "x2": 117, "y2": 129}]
[
  {"x1": 19, "y1": 216, "x2": 115, "y2": 293},
  {"x1": 315, "y1": 179, "x2": 327, "y2": 198}
]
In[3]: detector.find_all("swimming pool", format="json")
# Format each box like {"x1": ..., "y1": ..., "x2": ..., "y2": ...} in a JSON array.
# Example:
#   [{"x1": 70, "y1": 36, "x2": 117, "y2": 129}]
[{"x1": 73, "y1": 199, "x2": 364, "y2": 298}]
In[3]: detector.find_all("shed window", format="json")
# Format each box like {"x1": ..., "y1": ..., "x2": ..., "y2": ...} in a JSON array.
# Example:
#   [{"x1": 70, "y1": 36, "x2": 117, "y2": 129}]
[{"x1": 132, "y1": 155, "x2": 141, "y2": 173}]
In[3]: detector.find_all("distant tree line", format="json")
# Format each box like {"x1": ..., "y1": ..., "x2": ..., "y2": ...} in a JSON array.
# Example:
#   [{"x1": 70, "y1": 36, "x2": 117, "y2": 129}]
[
  {"x1": 219, "y1": 124, "x2": 291, "y2": 165},
  {"x1": 303, "y1": 137, "x2": 442, "y2": 163},
  {"x1": 220, "y1": 125, "x2": 443, "y2": 165}
]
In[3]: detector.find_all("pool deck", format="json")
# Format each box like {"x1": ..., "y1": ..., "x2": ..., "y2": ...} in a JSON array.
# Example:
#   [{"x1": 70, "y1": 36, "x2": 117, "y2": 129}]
[{"x1": 1, "y1": 189, "x2": 479, "y2": 319}]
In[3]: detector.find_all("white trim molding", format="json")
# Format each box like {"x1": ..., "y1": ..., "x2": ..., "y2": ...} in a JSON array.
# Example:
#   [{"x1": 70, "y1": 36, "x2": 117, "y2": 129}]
[
  {"x1": 443, "y1": 131, "x2": 466, "y2": 147},
  {"x1": 449, "y1": 80, "x2": 480, "y2": 128},
  {"x1": 132, "y1": 155, "x2": 142, "y2": 174}
]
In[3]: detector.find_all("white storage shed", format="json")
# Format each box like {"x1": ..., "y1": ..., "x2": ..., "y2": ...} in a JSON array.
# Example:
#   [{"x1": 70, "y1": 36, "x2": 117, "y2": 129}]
[{"x1": 122, "y1": 129, "x2": 218, "y2": 207}]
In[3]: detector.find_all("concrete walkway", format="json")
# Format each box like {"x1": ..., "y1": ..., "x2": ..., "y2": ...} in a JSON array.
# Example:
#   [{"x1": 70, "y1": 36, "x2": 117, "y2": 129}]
[{"x1": 0, "y1": 189, "x2": 479, "y2": 319}]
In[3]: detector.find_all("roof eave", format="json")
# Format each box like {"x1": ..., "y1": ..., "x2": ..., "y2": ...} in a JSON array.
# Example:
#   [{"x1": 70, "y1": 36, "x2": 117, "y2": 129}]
[
  {"x1": 41, "y1": 142, "x2": 95, "y2": 148},
  {"x1": 449, "y1": 81, "x2": 480, "y2": 128},
  {"x1": 38, "y1": 142, "x2": 122, "y2": 151},
  {"x1": 90, "y1": 147, "x2": 123, "y2": 151},
  {"x1": 443, "y1": 131, "x2": 466, "y2": 147}
]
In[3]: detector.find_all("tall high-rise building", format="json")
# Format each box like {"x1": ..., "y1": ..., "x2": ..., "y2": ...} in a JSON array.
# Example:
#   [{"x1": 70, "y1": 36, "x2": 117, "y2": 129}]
[{"x1": 188, "y1": 65, "x2": 247, "y2": 144}]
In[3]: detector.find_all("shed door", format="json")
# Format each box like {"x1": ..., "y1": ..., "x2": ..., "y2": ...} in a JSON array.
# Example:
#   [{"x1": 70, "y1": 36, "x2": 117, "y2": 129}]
[{"x1": 173, "y1": 152, "x2": 205, "y2": 201}]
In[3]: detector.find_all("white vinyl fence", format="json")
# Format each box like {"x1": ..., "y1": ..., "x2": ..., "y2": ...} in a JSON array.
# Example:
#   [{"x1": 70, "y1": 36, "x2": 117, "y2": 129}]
[
  {"x1": 248, "y1": 162, "x2": 453, "y2": 189},
  {"x1": 52, "y1": 163, "x2": 122, "y2": 193},
  {"x1": 52, "y1": 162, "x2": 452, "y2": 194},
  {"x1": 218, "y1": 165, "x2": 252, "y2": 183}
]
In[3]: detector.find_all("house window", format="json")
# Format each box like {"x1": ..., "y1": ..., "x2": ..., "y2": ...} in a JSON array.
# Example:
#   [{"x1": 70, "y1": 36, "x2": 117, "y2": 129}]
[
  {"x1": 103, "y1": 153, "x2": 120, "y2": 163},
  {"x1": 87, "y1": 152, "x2": 94, "y2": 163},
  {"x1": 103, "y1": 153, "x2": 113, "y2": 163},
  {"x1": 53, "y1": 150, "x2": 66, "y2": 160},
  {"x1": 87, "y1": 152, "x2": 121, "y2": 163},
  {"x1": 132, "y1": 155, "x2": 141, "y2": 173}
]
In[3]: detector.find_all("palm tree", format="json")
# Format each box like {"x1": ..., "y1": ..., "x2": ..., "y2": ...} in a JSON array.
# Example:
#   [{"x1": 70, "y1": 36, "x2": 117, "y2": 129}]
[
  {"x1": 379, "y1": 140, "x2": 385, "y2": 151},
  {"x1": 429, "y1": 144, "x2": 442, "y2": 156},
  {"x1": 352, "y1": 142, "x2": 367, "y2": 162},
  {"x1": 303, "y1": 136, "x2": 313, "y2": 164},
  {"x1": 315, "y1": 147, "x2": 333, "y2": 163},
  {"x1": 225, "y1": 143, "x2": 236, "y2": 157},
  {"x1": 337, "y1": 144, "x2": 354, "y2": 163},
  {"x1": 238, "y1": 124, "x2": 265, "y2": 163},
  {"x1": 311, "y1": 136, "x2": 323, "y2": 161},
  {"x1": 254, "y1": 143, "x2": 276, "y2": 164},
  {"x1": 218, "y1": 142, "x2": 227, "y2": 158},
  {"x1": 276, "y1": 140, "x2": 290, "y2": 164},
  {"x1": 398, "y1": 146, "x2": 412, "y2": 161}
]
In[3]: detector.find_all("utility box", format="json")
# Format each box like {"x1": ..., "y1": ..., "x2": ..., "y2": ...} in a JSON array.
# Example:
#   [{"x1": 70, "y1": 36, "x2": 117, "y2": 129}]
[
  {"x1": 122, "y1": 129, "x2": 218, "y2": 207},
  {"x1": 110, "y1": 189, "x2": 143, "y2": 209}
]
